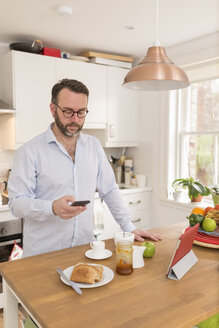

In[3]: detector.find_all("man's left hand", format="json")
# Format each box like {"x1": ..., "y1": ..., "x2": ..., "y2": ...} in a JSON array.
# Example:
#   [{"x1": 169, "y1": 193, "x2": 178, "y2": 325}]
[{"x1": 132, "y1": 229, "x2": 162, "y2": 242}]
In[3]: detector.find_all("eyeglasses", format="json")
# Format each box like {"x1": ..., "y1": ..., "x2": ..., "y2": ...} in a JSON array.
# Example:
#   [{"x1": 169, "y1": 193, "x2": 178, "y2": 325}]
[{"x1": 54, "y1": 103, "x2": 89, "y2": 118}]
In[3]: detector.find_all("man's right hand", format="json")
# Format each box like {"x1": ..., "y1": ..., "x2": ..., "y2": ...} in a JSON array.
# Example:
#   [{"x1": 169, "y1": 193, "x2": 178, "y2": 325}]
[{"x1": 52, "y1": 195, "x2": 87, "y2": 220}]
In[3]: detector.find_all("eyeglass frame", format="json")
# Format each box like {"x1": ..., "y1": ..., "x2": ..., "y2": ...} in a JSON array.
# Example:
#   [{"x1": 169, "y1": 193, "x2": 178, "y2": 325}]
[{"x1": 53, "y1": 103, "x2": 89, "y2": 118}]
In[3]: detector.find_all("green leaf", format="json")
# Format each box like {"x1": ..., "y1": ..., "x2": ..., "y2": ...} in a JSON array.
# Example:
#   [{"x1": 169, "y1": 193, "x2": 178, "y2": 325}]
[
  {"x1": 189, "y1": 185, "x2": 199, "y2": 198},
  {"x1": 192, "y1": 183, "x2": 203, "y2": 194}
]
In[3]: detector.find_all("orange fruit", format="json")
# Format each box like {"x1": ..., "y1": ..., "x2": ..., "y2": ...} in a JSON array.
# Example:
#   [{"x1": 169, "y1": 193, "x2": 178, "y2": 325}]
[{"x1": 191, "y1": 207, "x2": 205, "y2": 215}]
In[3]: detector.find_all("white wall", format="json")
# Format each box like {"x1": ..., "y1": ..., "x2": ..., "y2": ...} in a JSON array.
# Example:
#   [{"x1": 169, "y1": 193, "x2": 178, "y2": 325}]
[{"x1": 126, "y1": 91, "x2": 189, "y2": 228}]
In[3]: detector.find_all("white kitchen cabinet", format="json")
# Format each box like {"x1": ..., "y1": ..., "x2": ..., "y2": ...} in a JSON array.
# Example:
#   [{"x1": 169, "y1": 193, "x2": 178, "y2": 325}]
[
  {"x1": 0, "y1": 51, "x2": 139, "y2": 149},
  {"x1": 55, "y1": 58, "x2": 107, "y2": 128},
  {"x1": 0, "y1": 51, "x2": 56, "y2": 148},
  {"x1": 106, "y1": 66, "x2": 139, "y2": 147},
  {"x1": 123, "y1": 191, "x2": 151, "y2": 229},
  {"x1": 85, "y1": 66, "x2": 140, "y2": 147},
  {"x1": 96, "y1": 190, "x2": 151, "y2": 240}
]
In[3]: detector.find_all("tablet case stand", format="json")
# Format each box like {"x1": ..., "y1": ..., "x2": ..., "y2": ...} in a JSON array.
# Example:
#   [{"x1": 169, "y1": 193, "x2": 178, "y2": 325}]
[
  {"x1": 166, "y1": 223, "x2": 199, "y2": 281},
  {"x1": 167, "y1": 249, "x2": 198, "y2": 280}
]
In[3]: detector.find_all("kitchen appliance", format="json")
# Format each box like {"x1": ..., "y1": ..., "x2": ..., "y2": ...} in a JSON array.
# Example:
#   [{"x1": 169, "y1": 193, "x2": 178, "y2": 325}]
[
  {"x1": 0, "y1": 218, "x2": 23, "y2": 296},
  {"x1": 0, "y1": 218, "x2": 23, "y2": 262}
]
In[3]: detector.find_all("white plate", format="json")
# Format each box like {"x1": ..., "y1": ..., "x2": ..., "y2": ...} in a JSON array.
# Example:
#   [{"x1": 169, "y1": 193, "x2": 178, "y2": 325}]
[
  {"x1": 69, "y1": 55, "x2": 89, "y2": 62},
  {"x1": 60, "y1": 264, "x2": 114, "y2": 288},
  {"x1": 85, "y1": 249, "x2": 112, "y2": 260}
]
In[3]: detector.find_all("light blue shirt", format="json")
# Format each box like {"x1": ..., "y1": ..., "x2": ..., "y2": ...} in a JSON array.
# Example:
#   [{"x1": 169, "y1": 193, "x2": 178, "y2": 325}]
[{"x1": 8, "y1": 125, "x2": 135, "y2": 257}]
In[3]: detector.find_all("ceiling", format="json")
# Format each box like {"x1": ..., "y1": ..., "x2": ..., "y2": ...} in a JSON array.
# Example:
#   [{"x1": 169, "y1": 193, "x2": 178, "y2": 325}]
[{"x1": 0, "y1": 0, "x2": 218, "y2": 59}]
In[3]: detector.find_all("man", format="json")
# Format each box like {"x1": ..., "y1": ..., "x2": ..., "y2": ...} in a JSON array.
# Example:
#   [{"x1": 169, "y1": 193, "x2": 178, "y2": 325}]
[{"x1": 8, "y1": 79, "x2": 161, "y2": 257}]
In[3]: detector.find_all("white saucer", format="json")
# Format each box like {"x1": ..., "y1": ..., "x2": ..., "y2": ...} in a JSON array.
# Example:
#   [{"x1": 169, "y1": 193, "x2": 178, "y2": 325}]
[{"x1": 85, "y1": 249, "x2": 112, "y2": 260}]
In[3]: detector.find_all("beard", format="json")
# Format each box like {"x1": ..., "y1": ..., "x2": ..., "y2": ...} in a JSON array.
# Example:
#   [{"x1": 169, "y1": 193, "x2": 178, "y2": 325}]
[{"x1": 54, "y1": 109, "x2": 83, "y2": 137}]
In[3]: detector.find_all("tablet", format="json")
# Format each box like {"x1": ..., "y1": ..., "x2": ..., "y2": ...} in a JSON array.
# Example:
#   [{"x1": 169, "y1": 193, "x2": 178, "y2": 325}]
[{"x1": 166, "y1": 223, "x2": 199, "y2": 276}]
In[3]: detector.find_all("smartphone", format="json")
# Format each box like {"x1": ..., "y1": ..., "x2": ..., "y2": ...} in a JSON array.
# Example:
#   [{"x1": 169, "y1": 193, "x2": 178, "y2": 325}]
[{"x1": 71, "y1": 200, "x2": 90, "y2": 207}]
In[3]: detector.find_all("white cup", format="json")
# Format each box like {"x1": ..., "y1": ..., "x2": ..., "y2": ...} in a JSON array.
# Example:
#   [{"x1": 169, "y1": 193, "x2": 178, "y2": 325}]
[
  {"x1": 136, "y1": 174, "x2": 147, "y2": 187},
  {"x1": 114, "y1": 231, "x2": 135, "y2": 246},
  {"x1": 90, "y1": 240, "x2": 105, "y2": 258}
]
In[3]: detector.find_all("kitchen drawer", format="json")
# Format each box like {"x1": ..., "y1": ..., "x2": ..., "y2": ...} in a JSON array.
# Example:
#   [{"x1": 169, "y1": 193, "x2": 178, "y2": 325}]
[
  {"x1": 122, "y1": 192, "x2": 150, "y2": 212},
  {"x1": 130, "y1": 210, "x2": 150, "y2": 229}
]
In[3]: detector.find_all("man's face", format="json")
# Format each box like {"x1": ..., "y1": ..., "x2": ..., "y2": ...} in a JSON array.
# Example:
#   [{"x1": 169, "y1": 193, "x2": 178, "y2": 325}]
[{"x1": 50, "y1": 88, "x2": 88, "y2": 137}]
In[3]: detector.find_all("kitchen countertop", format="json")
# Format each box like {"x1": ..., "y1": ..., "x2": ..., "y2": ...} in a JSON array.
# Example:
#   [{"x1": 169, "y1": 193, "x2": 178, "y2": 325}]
[
  {"x1": 0, "y1": 204, "x2": 10, "y2": 212},
  {"x1": 95, "y1": 184, "x2": 152, "y2": 198},
  {"x1": 0, "y1": 222, "x2": 218, "y2": 328},
  {"x1": 0, "y1": 186, "x2": 152, "y2": 213},
  {"x1": 0, "y1": 206, "x2": 18, "y2": 222}
]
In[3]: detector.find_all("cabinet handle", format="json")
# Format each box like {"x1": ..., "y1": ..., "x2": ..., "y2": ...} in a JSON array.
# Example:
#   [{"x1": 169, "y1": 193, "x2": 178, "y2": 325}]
[
  {"x1": 131, "y1": 218, "x2": 141, "y2": 223},
  {"x1": 129, "y1": 200, "x2": 141, "y2": 206},
  {"x1": 109, "y1": 124, "x2": 115, "y2": 138}
]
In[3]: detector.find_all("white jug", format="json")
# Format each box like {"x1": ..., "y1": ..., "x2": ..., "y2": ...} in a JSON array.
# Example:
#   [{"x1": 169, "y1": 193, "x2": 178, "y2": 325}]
[{"x1": 133, "y1": 245, "x2": 146, "y2": 268}]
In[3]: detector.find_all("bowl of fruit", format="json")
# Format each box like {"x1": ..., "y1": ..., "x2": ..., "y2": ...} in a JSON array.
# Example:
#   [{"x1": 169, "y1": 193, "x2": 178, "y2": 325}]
[
  {"x1": 186, "y1": 205, "x2": 219, "y2": 236},
  {"x1": 185, "y1": 205, "x2": 219, "y2": 248}
]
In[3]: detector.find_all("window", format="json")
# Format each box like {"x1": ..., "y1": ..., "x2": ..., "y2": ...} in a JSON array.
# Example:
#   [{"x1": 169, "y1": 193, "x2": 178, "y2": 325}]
[
  {"x1": 166, "y1": 62, "x2": 219, "y2": 202},
  {"x1": 181, "y1": 79, "x2": 219, "y2": 186}
]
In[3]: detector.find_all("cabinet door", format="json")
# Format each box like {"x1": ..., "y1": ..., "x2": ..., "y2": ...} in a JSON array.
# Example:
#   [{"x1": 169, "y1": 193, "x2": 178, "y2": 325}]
[
  {"x1": 123, "y1": 191, "x2": 151, "y2": 229},
  {"x1": 130, "y1": 210, "x2": 149, "y2": 229},
  {"x1": 13, "y1": 51, "x2": 56, "y2": 144},
  {"x1": 55, "y1": 59, "x2": 107, "y2": 127},
  {"x1": 122, "y1": 192, "x2": 150, "y2": 212},
  {"x1": 107, "y1": 67, "x2": 139, "y2": 145}
]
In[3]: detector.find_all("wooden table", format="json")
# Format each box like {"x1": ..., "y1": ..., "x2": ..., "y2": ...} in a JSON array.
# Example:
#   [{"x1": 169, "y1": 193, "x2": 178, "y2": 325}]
[{"x1": 0, "y1": 222, "x2": 218, "y2": 328}]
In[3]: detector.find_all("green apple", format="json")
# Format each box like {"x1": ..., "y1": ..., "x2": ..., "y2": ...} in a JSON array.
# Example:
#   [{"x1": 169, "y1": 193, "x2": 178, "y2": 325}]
[
  {"x1": 202, "y1": 218, "x2": 216, "y2": 232},
  {"x1": 141, "y1": 241, "x2": 155, "y2": 258}
]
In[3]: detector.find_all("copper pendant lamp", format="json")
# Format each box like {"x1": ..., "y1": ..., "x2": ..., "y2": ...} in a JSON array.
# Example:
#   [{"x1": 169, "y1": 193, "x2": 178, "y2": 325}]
[{"x1": 123, "y1": 0, "x2": 190, "y2": 91}]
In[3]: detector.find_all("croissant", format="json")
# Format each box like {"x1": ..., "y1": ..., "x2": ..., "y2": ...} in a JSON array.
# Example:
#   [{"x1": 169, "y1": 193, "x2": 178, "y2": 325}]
[{"x1": 70, "y1": 263, "x2": 103, "y2": 284}]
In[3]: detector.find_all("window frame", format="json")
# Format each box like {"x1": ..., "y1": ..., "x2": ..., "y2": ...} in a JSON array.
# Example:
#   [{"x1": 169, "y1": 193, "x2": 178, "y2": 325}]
[{"x1": 164, "y1": 60, "x2": 219, "y2": 204}]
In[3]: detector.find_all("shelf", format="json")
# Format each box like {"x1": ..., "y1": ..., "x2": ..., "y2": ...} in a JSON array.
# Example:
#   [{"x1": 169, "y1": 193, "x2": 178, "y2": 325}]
[
  {"x1": 0, "y1": 99, "x2": 15, "y2": 113},
  {"x1": 0, "y1": 109, "x2": 15, "y2": 115}
]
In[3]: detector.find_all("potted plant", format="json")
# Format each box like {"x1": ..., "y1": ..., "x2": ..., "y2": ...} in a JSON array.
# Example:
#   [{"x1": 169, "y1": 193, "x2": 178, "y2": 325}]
[
  {"x1": 172, "y1": 177, "x2": 210, "y2": 202},
  {"x1": 171, "y1": 182, "x2": 182, "y2": 201},
  {"x1": 210, "y1": 185, "x2": 219, "y2": 206}
]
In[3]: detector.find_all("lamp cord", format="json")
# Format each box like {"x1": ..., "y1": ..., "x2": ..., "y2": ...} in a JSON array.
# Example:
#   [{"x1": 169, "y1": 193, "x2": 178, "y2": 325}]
[{"x1": 154, "y1": 0, "x2": 160, "y2": 46}]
